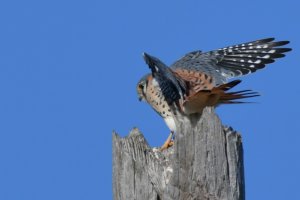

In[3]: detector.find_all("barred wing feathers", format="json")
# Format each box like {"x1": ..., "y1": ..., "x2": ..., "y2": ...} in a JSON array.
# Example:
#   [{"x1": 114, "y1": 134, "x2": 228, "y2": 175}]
[{"x1": 171, "y1": 38, "x2": 291, "y2": 84}]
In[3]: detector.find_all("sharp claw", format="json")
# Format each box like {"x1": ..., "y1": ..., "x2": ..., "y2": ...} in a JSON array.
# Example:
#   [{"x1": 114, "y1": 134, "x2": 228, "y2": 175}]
[{"x1": 160, "y1": 132, "x2": 174, "y2": 151}]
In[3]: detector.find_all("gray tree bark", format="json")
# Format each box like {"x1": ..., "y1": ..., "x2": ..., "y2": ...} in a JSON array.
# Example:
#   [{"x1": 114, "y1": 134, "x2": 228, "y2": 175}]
[{"x1": 113, "y1": 107, "x2": 245, "y2": 200}]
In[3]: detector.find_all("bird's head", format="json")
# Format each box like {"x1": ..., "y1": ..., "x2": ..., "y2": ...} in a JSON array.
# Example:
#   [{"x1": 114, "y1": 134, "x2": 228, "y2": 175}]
[{"x1": 136, "y1": 74, "x2": 150, "y2": 102}]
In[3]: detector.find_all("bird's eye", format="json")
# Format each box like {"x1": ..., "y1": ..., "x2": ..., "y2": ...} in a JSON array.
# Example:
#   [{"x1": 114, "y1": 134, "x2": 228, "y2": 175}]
[{"x1": 139, "y1": 84, "x2": 144, "y2": 89}]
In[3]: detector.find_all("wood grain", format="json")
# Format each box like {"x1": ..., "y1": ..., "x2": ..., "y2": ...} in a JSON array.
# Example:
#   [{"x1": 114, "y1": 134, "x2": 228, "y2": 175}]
[{"x1": 113, "y1": 107, "x2": 245, "y2": 200}]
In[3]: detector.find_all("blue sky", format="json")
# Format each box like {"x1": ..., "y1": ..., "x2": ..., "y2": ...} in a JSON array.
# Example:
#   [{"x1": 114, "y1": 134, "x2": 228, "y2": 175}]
[{"x1": 0, "y1": 0, "x2": 299, "y2": 199}]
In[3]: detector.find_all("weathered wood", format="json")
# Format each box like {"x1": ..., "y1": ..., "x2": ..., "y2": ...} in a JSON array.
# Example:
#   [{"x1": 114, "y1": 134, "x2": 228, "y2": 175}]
[{"x1": 113, "y1": 107, "x2": 245, "y2": 200}]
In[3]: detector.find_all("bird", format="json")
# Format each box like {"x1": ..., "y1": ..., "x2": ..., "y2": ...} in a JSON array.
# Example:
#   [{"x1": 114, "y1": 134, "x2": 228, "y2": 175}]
[{"x1": 136, "y1": 38, "x2": 291, "y2": 150}]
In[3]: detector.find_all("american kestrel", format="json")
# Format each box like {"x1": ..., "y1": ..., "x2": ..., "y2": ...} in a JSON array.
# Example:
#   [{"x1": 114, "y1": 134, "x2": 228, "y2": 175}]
[{"x1": 137, "y1": 38, "x2": 291, "y2": 149}]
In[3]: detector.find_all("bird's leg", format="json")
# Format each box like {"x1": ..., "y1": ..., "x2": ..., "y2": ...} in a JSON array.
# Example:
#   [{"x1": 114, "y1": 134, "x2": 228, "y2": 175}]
[{"x1": 160, "y1": 131, "x2": 174, "y2": 151}]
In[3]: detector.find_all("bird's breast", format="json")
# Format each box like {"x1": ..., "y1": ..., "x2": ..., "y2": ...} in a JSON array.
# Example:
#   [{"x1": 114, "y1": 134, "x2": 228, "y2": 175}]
[
  {"x1": 145, "y1": 77, "x2": 174, "y2": 118},
  {"x1": 163, "y1": 116, "x2": 176, "y2": 132}
]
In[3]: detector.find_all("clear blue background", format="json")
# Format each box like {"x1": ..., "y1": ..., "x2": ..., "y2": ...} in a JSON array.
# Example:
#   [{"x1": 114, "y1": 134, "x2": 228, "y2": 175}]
[{"x1": 0, "y1": 0, "x2": 299, "y2": 199}]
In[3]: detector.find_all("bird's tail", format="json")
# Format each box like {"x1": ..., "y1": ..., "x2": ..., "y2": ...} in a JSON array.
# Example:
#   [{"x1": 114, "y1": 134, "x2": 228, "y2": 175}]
[
  {"x1": 213, "y1": 80, "x2": 260, "y2": 104},
  {"x1": 182, "y1": 80, "x2": 259, "y2": 114}
]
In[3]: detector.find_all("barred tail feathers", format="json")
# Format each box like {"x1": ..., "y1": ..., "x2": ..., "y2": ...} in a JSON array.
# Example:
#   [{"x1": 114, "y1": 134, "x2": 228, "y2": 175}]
[
  {"x1": 182, "y1": 80, "x2": 259, "y2": 114},
  {"x1": 213, "y1": 80, "x2": 259, "y2": 104}
]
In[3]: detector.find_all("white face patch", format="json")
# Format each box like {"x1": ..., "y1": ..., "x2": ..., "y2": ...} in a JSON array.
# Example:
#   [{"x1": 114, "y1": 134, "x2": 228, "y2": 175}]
[{"x1": 143, "y1": 83, "x2": 147, "y2": 95}]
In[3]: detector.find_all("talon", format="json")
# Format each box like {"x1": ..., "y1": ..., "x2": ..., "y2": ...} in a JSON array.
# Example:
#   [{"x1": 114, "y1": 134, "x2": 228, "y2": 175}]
[{"x1": 160, "y1": 132, "x2": 174, "y2": 151}]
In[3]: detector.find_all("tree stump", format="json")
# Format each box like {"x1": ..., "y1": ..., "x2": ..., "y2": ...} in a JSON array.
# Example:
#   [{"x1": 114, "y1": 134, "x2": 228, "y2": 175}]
[{"x1": 113, "y1": 107, "x2": 245, "y2": 200}]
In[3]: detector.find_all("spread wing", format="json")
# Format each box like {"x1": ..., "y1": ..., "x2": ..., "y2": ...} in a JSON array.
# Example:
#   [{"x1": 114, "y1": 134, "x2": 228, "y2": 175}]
[
  {"x1": 143, "y1": 53, "x2": 186, "y2": 104},
  {"x1": 171, "y1": 38, "x2": 291, "y2": 85}
]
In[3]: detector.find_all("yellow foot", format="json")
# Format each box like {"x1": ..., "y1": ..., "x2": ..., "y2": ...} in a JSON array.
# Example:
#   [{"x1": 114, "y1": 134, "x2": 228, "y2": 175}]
[{"x1": 160, "y1": 132, "x2": 174, "y2": 151}]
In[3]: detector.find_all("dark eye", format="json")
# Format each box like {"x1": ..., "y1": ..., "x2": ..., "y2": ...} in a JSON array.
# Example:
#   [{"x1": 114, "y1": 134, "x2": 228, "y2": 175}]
[{"x1": 139, "y1": 84, "x2": 144, "y2": 89}]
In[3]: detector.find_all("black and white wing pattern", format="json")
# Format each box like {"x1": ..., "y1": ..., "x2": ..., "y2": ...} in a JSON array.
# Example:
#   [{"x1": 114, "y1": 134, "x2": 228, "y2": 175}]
[
  {"x1": 143, "y1": 53, "x2": 186, "y2": 104},
  {"x1": 171, "y1": 38, "x2": 291, "y2": 84}
]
